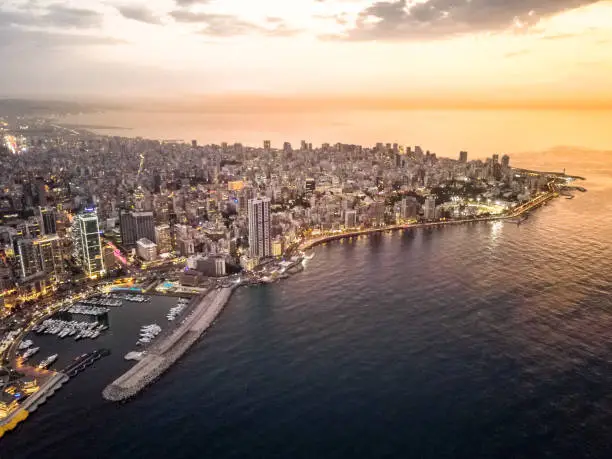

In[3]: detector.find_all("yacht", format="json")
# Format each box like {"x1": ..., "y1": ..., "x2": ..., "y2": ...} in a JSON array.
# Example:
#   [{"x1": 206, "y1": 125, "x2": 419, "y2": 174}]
[
  {"x1": 18, "y1": 340, "x2": 33, "y2": 350},
  {"x1": 38, "y1": 354, "x2": 58, "y2": 370},
  {"x1": 22, "y1": 347, "x2": 40, "y2": 360}
]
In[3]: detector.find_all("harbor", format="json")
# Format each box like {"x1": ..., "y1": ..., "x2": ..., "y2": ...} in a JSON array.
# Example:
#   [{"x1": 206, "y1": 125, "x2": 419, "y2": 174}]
[
  {"x1": 103, "y1": 286, "x2": 234, "y2": 401},
  {"x1": 1, "y1": 294, "x2": 188, "y2": 433}
]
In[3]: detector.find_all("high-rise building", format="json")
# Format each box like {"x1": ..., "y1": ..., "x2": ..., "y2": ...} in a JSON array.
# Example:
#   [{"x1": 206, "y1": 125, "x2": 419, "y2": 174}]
[
  {"x1": 38, "y1": 207, "x2": 57, "y2": 235},
  {"x1": 283, "y1": 142, "x2": 292, "y2": 153},
  {"x1": 459, "y1": 151, "x2": 468, "y2": 163},
  {"x1": 345, "y1": 210, "x2": 357, "y2": 228},
  {"x1": 35, "y1": 177, "x2": 47, "y2": 207},
  {"x1": 501, "y1": 154, "x2": 510, "y2": 168},
  {"x1": 16, "y1": 238, "x2": 43, "y2": 279},
  {"x1": 248, "y1": 197, "x2": 271, "y2": 260},
  {"x1": 369, "y1": 201, "x2": 385, "y2": 226},
  {"x1": 492, "y1": 154, "x2": 499, "y2": 164},
  {"x1": 73, "y1": 210, "x2": 105, "y2": 278},
  {"x1": 155, "y1": 224, "x2": 172, "y2": 254},
  {"x1": 400, "y1": 197, "x2": 419, "y2": 220},
  {"x1": 263, "y1": 140, "x2": 271, "y2": 151},
  {"x1": 119, "y1": 210, "x2": 155, "y2": 247},
  {"x1": 35, "y1": 235, "x2": 64, "y2": 283},
  {"x1": 423, "y1": 197, "x2": 437, "y2": 220}
]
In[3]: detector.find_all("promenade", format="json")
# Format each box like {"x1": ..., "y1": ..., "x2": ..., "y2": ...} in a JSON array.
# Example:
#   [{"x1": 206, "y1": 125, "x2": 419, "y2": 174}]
[
  {"x1": 299, "y1": 190, "x2": 557, "y2": 252},
  {"x1": 102, "y1": 287, "x2": 234, "y2": 401}
]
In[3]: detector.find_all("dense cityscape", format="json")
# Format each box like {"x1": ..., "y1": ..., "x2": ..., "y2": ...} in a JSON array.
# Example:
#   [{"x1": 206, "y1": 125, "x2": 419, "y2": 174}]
[{"x1": 0, "y1": 115, "x2": 582, "y2": 434}]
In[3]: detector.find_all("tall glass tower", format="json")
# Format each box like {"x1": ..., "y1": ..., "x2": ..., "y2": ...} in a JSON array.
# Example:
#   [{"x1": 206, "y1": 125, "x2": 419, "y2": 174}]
[{"x1": 73, "y1": 209, "x2": 105, "y2": 278}]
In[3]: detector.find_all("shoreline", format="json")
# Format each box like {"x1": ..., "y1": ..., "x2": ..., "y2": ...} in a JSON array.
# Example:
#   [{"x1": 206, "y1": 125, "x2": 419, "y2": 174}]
[
  {"x1": 298, "y1": 189, "x2": 556, "y2": 252},
  {"x1": 101, "y1": 188, "x2": 559, "y2": 402}
]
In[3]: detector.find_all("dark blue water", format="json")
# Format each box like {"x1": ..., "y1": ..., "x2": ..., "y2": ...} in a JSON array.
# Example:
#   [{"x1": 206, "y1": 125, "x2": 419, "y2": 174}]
[{"x1": 3, "y1": 167, "x2": 612, "y2": 459}]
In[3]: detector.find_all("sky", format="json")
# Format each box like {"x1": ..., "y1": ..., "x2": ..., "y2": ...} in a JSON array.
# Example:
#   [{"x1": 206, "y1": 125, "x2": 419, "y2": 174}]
[{"x1": 1, "y1": 0, "x2": 612, "y2": 108}]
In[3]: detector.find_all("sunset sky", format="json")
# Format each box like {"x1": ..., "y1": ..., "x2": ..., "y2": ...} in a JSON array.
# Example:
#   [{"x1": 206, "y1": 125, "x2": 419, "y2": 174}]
[{"x1": 1, "y1": 0, "x2": 612, "y2": 107}]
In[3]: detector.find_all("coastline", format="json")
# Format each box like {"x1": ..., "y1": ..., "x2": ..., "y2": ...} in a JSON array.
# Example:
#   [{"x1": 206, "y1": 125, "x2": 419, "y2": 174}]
[
  {"x1": 298, "y1": 187, "x2": 556, "y2": 252},
  {"x1": 101, "y1": 187, "x2": 559, "y2": 402}
]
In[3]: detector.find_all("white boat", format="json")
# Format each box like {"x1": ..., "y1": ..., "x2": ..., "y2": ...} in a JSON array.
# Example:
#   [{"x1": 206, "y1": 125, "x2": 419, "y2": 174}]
[
  {"x1": 38, "y1": 354, "x2": 58, "y2": 369},
  {"x1": 22, "y1": 347, "x2": 40, "y2": 360},
  {"x1": 18, "y1": 340, "x2": 33, "y2": 350}
]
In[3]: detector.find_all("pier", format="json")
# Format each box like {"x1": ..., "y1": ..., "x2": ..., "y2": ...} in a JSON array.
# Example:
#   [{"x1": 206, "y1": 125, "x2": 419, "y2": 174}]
[
  {"x1": 0, "y1": 371, "x2": 68, "y2": 439},
  {"x1": 102, "y1": 287, "x2": 234, "y2": 401}
]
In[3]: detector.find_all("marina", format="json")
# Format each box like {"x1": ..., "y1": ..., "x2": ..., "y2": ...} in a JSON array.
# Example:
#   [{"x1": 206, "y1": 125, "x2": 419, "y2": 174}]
[{"x1": 103, "y1": 287, "x2": 234, "y2": 401}]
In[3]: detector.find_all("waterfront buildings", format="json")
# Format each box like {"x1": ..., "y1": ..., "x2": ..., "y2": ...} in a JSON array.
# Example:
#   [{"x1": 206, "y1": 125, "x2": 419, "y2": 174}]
[
  {"x1": 248, "y1": 197, "x2": 272, "y2": 260},
  {"x1": 423, "y1": 197, "x2": 437, "y2": 221},
  {"x1": 345, "y1": 210, "x2": 357, "y2": 229}
]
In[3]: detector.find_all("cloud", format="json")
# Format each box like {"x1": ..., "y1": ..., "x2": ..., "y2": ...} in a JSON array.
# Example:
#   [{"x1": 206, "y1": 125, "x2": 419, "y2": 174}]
[
  {"x1": 170, "y1": 10, "x2": 299, "y2": 37},
  {"x1": 175, "y1": 0, "x2": 211, "y2": 5},
  {"x1": 0, "y1": 28, "x2": 126, "y2": 48},
  {"x1": 117, "y1": 6, "x2": 162, "y2": 25},
  {"x1": 0, "y1": 4, "x2": 102, "y2": 29},
  {"x1": 340, "y1": 0, "x2": 601, "y2": 40}
]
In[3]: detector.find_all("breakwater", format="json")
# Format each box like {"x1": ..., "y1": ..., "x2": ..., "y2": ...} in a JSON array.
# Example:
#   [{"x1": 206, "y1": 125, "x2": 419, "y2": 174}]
[{"x1": 102, "y1": 287, "x2": 234, "y2": 401}]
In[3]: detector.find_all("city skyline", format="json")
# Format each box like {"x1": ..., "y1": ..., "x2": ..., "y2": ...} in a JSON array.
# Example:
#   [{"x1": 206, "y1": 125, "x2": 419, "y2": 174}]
[{"x1": 1, "y1": 0, "x2": 612, "y2": 108}]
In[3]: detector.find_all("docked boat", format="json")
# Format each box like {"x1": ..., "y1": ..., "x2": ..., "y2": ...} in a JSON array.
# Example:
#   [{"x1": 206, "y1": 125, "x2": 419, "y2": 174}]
[
  {"x1": 38, "y1": 354, "x2": 58, "y2": 369},
  {"x1": 18, "y1": 340, "x2": 33, "y2": 350},
  {"x1": 22, "y1": 347, "x2": 40, "y2": 360}
]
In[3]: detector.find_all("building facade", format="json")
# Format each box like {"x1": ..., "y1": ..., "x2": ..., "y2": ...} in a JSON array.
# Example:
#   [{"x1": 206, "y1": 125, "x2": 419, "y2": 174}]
[
  {"x1": 73, "y1": 210, "x2": 105, "y2": 278},
  {"x1": 248, "y1": 197, "x2": 272, "y2": 260}
]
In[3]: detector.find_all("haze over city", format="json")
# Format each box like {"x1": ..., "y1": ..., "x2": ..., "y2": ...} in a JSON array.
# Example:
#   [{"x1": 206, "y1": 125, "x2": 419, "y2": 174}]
[{"x1": 2, "y1": 0, "x2": 612, "y2": 109}]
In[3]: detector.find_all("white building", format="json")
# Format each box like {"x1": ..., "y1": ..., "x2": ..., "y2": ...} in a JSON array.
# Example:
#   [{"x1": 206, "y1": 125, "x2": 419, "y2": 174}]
[{"x1": 136, "y1": 238, "x2": 157, "y2": 261}]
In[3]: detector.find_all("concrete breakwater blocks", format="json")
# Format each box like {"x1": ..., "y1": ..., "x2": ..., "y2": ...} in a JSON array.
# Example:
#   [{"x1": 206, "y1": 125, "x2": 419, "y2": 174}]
[{"x1": 102, "y1": 288, "x2": 233, "y2": 401}]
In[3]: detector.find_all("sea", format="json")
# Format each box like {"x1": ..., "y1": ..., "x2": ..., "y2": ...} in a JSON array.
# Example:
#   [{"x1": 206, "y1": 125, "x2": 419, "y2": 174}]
[{"x1": 3, "y1": 110, "x2": 612, "y2": 458}]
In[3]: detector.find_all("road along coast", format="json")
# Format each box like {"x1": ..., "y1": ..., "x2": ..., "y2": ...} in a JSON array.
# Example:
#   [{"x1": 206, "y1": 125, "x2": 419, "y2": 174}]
[
  {"x1": 102, "y1": 286, "x2": 234, "y2": 402},
  {"x1": 299, "y1": 189, "x2": 557, "y2": 252}
]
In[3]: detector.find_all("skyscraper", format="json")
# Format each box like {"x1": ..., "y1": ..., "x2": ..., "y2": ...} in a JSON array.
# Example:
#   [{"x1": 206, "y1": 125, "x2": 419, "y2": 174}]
[
  {"x1": 38, "y1": 207, "x2": 57, "y2": 235},
  {"x1": 16, "y1": 238, "x2": 43, "y2": 279},
  {"x1": 459, "y1": 151, "x2": 468, "y2": 163},
  {"x1": 35, "y1": 235, "x2": 64, "y2": 283},
  {"x1": 501, "y1": 154, "x2": 510, "y2": 168},
  {"x1": 248, "y1": 197, "x2": 271, "y2": 260},
  {"x1": 73, "y1": 210, "x2": 105, "y2": 278},
  {"x1": 119, "y1": 210, "x2": 155, "y2": 247},
  {"x1": 423, "y1": 196, "x2": 437, "y2": 220},
  {"x1": 263, "y1": 140, "x2": 271, "y2": 151}
]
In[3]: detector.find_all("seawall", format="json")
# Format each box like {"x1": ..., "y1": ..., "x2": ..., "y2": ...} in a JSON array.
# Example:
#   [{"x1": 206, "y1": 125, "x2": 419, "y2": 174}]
[{"x1": 102, "y1": 287, "x2": 234, "y2": 402}]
